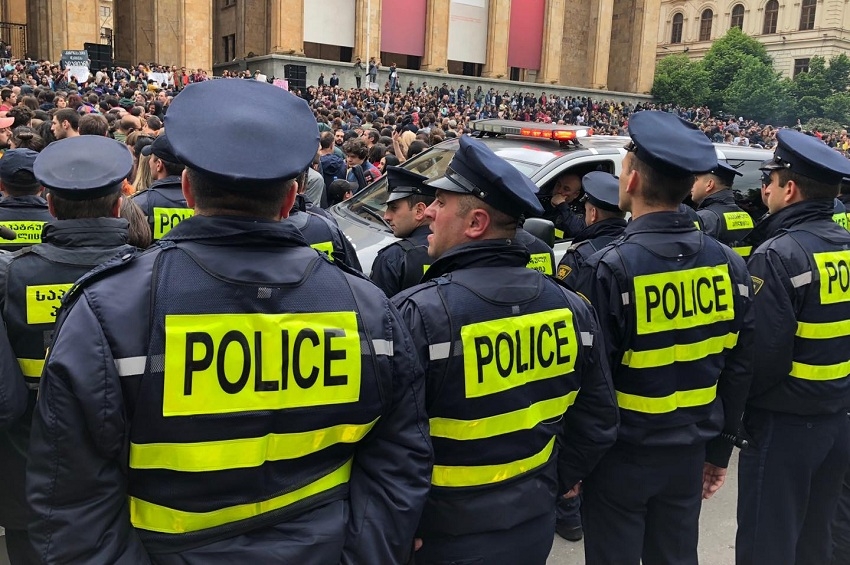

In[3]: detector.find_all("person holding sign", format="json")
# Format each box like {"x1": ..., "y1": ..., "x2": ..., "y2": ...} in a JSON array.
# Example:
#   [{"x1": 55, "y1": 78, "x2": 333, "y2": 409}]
[
  {"x1": 0, "y1": 138, "x2": 135, "y2": 564},
  {"x1": 25, "y1": 79, "x2": 431, "y2": 564},
  {"x1": 392, "y1": 136, "x2": 618, "y2": 565},
  {"x1": 574, "y1": 111, "x2": 754, "y2": 565}
]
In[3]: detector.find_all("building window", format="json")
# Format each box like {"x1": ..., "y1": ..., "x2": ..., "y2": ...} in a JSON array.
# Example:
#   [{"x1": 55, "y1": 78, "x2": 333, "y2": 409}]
[
  {"x1": 731, "y1": 4, "x2": 744, "y2": 29},
  {"x1": 800, "y1": 0, "x2": 816, "y2": 30},
  {"x1": 794, "y1": 58, "x2": 811, "y2": 76},
  {"x1": 99, "y1": 5, "x2": 111, "y2": 19},
  {"x1": 223, "y1": 0, "x2": 236, "y2": 7},
  {"x1": 671, "y1": 13, "x2": 684, "y2": 44},
  {"x1": 699, "y1": 9, "x2": 713, "y2": 41},
  {"x1": 763, "y1": 0, "x2": 778, "y2": 34},
  {"x1": 223, "y1": 34, "x2": 235, "y2": 61}
]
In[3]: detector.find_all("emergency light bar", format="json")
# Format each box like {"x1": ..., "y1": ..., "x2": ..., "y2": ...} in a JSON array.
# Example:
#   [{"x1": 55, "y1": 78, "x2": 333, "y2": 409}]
[{"x1": 470, "y1": 119, "x2": 593, "y2": 142}]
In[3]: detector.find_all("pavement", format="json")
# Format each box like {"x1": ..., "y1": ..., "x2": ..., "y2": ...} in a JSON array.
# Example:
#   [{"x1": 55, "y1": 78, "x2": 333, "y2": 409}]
[{"x1": 0, "y1": 455, "x2": 740, "y2": 565}]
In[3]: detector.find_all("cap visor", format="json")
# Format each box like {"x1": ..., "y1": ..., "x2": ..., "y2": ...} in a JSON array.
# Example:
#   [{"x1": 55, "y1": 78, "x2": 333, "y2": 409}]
[
  {"x1": 424, "y1": 175, "x2": 469, "y2": 193},
  {"x1": 759, "y1": 158, "x2": 783, "y2": 171},
  {"x1": 386, "y1": 191, "x2": 412, "y2": 203}
]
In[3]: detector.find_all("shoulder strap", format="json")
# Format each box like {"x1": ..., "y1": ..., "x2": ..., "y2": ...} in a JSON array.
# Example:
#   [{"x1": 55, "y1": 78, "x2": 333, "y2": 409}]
[{"x1": 61, "y1": 249, "x2": 139, "y2": 308}]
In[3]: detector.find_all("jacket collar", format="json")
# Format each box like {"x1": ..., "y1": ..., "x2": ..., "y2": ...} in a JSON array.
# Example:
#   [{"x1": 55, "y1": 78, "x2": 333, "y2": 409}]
[
  {"x1": 697, "y1": 190, "x2": 737, "y2": 209},
  {"x1": 423, "y1": 239, "x2": 530, "y2": 281},
  {"x1": 752, "y1": 199, "x2": 834, "y2": 243},
  {"x1": 572, "y1": 218, "x2": 627, "y2": 244},
  {"x1": 162, "y1": 214, "x2": 308, "y2": 247},
  {"x1": 0, "y1": 194, "x2": 47, "y2": 208},
  {"x1": 623, "y1": 210, "x2": 697, "y2": 237},
  {"x1": 42, "y1": 218, "x2": 129, "y2": 247}
]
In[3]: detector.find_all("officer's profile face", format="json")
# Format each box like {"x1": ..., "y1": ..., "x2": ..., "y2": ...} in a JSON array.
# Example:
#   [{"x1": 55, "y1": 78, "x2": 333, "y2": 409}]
[
  {"x1": 690, "y1": 174, "x2": 711, "y2": 205},
  {"x1": 764, "y1": 171, "x2": 792, "y2": 214},
  {"x1": 384, "y1": 198, "x2": 422, "y2": 238},
  {"x1": 424, "y1": 190, "x2": 469, "y2": 259}
]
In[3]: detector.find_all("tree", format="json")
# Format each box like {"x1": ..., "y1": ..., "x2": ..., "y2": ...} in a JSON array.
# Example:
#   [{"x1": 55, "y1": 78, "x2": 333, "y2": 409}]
[
  {"x1": 790, "y1": 56, "x2": 830, "y2": 102},
  {"x1": 651, "y1": 54, "x2": 710, "y2": 107},
  {"x1": 822, "y1": 92, "x2": 850, "y2": 125},
  {"x1": 722, "y1": 55, "x2": 790, "y2": 123},
  {"x1": 702, "y1": 27, "x2": 772, "y2": 107},
  {"x1": 825, "y1": 54, "x2": 850, "y2": 94}
]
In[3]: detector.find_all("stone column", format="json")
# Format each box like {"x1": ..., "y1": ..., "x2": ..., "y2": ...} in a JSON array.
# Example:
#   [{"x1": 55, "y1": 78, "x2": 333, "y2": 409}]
[
  {"x1": 633, "y1": 0, "x2": 660, "y2": 93},
  {"x1": 269, "y1": 0, "x2": 304, "y2": 55},
  {"x1": 183, "y1": 0, "x2": 212, "y2": 71},
  {"x1": 481, "y1": 0, "x2": 511, "y2": 79},
  {"x1": 28, "y1": 0, "x2": 98, "y2": 62},
  {"x1": 420, "y1": 0, "x2": 450, "y2": 72},
  {"x1": 588, "y1": 0, "x2": 614, "y2": 89},
  {"x1": 354, "y1": 0, "x2": 381, "y2": 62},
  {"x1": 538, "y1": 0, "x2": 566, "y2": 84}
]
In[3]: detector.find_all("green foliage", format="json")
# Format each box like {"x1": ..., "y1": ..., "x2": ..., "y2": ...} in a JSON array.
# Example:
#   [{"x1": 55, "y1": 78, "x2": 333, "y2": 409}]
[
  {"x1": 825, "y1": 54, "x2": 850, "y2": 93},
  {"x1": 702, "y1": 27, "x2": 772, "y2": 107},
  {"x1": 796, "y1": 96, "x2": 824, "y2": 119},
  {"x1": 651, "y1": 54, "x2": 710, "y2": 107},
  {"x1": 803, "y1": 117, "x2": 844, "y2": 132},
  {"x1": 822, "y1": 93, "x2": 850, "y2": 126},
  {"x1": 722, "y1": 55, "x2": 789, "y2": 124}
]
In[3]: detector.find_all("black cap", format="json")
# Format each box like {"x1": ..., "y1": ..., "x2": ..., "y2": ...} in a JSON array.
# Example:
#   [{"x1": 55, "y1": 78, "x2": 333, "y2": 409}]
[
  {"x1": 710, "y1": 161, "x2": 743, "y2": 186},
  {"x1": 164, "y1": 80, "x2": 319, "y2": 186},
  {"x1": 0, "y1": 148, "x2": 38, "y2": 184},
  {"x1": 34, "y1": 137, "x2": 132, "y2": 200},
  {"x1": 581, "y1": 171, "x2": 621, "y2": 212},
  {"x1": 760, "y1": 129, "x2": 850, "y2": 185},
  {"x1": 628, "y1": 111, "x2": 717, "y2": 177},
  {"x1": 426, "y1": 136, "x2": 544, "y2": 218},
  {"x1": 147, "y1": 133, "x2": 179, "y2": 163},
  {"x1": 386, "y1": 167, "x2": 433, "y2": 203}
]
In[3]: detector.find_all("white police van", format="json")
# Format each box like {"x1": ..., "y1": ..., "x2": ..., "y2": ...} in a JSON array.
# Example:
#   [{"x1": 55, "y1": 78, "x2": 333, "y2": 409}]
[{"x1": 330, "y1": 119, "x2": 774, "y2": 273}]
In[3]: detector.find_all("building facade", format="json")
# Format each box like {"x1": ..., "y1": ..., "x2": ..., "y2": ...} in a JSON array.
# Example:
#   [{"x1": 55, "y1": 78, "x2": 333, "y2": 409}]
[{"x1": 657, "y1": 0, "x2": 850, "y2": 77}]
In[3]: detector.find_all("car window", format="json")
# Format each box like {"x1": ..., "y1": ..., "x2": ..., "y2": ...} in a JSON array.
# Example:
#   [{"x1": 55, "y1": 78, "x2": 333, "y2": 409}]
[{"x1": 725, "y1": 158, "x2": 768, "y2": 219}]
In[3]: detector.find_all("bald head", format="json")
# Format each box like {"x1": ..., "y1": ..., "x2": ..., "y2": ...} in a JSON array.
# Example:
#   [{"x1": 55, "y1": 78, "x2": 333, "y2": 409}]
[{"x1": 119, "y1": 114, "x2": 141, "y2": 133}]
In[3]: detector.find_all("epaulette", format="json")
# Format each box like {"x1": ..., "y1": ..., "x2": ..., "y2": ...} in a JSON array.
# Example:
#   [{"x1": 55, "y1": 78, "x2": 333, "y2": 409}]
[{"x1": 61, "y1": 249, "x2": 140, "y2": 307}]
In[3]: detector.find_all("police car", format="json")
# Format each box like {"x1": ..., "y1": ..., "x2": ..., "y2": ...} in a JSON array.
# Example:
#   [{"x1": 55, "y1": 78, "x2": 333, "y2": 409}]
[{"x1": 331, "y1": 119, "x2": 774, "y2": 272}]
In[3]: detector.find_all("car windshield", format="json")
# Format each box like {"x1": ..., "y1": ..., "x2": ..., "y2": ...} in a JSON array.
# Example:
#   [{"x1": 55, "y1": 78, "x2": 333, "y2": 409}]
[{"x1": 343, "y1": 143, "x2": 540, "y2": 226}]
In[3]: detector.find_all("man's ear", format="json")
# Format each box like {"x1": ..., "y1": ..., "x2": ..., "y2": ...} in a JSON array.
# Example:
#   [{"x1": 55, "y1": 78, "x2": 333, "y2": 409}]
[
  {"x1": 465, "y1": 207, "x2": 491, "y2": 239},
  {"x1": 279, "y1": 180, "x2": 299, "y2": 220},
  {"x1": 181, "y1": 169, "x2": 196, "y2": 209}
]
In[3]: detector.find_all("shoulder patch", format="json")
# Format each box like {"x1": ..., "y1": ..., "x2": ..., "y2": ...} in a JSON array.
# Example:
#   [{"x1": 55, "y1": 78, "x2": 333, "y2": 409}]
[
  {"x1": 751, "y1": 276, "x2": 764, "y2": 295},
  {"x1": 556, "y1": 264, "x2": 572, "y2": 280},
  {"x1": 575, "y1": 291, "x2": 592, "y2": 305}
]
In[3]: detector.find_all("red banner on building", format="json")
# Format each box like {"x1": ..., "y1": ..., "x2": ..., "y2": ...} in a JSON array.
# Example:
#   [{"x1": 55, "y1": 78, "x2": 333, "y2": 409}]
[
  {"x1": 381, "y1": 0, "x2": 427, "y2": 57},
  {"x1": 508, "y1": 0, "x2": 545, "y2": 70}
]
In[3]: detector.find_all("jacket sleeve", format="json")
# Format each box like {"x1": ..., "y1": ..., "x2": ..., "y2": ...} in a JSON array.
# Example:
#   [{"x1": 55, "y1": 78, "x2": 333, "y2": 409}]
[
  {"x1": 705, "y1": 254, "x2": 755, "y2": 467},
  {"x1": 0, "y1": 317, "x2": 26, "y2": 430},
  {"x1": 557, "y1": 296, "x2": 619, "y2": 491},
  {"x1": 554, "y1": 203, "x2": 586, "y2": 239},
  {"x1": 696, "y1": 209, "x2": 721, "y2": 238},
  {"x1": 746, "y1": 247, "x2": 797, "y2": 399},
  {"x1": 575, "y1": 257, "x2": 628, "y2": 371},
  {"x1": 370, "y1": 247, "x2": 403, "y2": 298},
  {"x1": 341, "y1": 303, "x2": 433, "y2": 565},
  {"x1": 26, "y1": 294, "x2": 151, "y2": 565}
]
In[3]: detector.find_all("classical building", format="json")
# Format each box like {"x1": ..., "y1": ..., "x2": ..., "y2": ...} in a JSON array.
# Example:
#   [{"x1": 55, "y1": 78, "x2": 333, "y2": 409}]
[{"x1": 657, "y1": 0, "x2": 850, "y2": 77}]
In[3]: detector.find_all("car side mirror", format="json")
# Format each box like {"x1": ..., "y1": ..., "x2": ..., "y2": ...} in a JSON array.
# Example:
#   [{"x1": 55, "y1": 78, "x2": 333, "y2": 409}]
[{"x1": 523, "y1": 217, "x2": 555, "y2": 248}]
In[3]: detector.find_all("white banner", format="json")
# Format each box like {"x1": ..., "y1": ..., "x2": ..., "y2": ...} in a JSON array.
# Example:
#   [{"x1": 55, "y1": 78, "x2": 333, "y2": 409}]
[
  {"x1": 448, "y1": 0, "x2": 488, "y2": 64},
  {"x1": 67, "y1": 66, "x2": 90, "y2": 84},
  {"x1": 148, "y1": 72, "x2": 170, "y2": 87},
  {"x1": 304, "y1": 0, "x2": 355, "y2": 47}
]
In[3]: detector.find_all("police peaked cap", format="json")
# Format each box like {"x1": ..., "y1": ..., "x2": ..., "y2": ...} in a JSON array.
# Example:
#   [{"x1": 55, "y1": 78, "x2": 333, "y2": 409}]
[
  {"x1": 385, "y1": 166, "x2": 434, "y2": 203},
  {"x1": 0, "y1": 148, "x2": 38, "y2": 183},
  {"x1": 34, "y1": 136, "x2": 132, "y2": 200},
  {"x1": 710, "y1": 161, "x2": 743, "y2": 186},
  {"x1": 425, "y1": 135, "x2": 544, "y2": 218},
  {"x1": 760, "y1": 128, "x2": 850, "y2": 185},
  {"x1": 581, "y1": 171, "x2": 621, "y2": 212},
  {"x1": 164, "y1": 79, "x2": 319, "y2": 186},
  {"x1": 627, "y1": 111, "x2": 717, "y2": 177},
  {"x1": 147, "y1": 132, "x2": 180, "y2": 164}
]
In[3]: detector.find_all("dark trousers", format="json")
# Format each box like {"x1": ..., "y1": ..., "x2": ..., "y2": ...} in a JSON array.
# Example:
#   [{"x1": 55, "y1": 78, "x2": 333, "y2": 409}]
[
  {"x1": 5, "y1": 529, "x2": 39, "y2": 565},
  {"x1": 833, "y1": 464, "x2": 850, "y2": 565},
  {"x1": 582, "y1": 442, "x2": 704, "y2": 565},
  {"x1": 555, "y1": 495, "x2": 581, "y2": 528},
  {"x1": 415, "y1": 513, "x2": 554, "y2": 565},
  {"x1": 737, "y1": 409, "x2": 850, "y2": 565},
  {"x1": 355, "y1": 77, "x2": 362, "y2": 89}
]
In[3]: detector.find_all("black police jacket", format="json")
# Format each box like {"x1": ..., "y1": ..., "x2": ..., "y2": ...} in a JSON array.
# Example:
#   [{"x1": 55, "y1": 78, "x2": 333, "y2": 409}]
[
  {"x1": 556, "y1": 218, "x2": 626, "y2": 290},
  {"x1": 0, "y1": 194, "x2": 53, "y2": 251},
  {"x1": 550, "y1": 200, "x2": 585, "y2": 239},
  {"x1": 132, "y1": 176, "x2": 193, "y2": 241},
  {"x1": 515, "y1": 227, "x2": 556, "y2": 275},
  {"x1": 0, "y1": 218, "x2": 133, "y2": 531},
  {"x1": 285, "y1": 205, "x2": 362, "y2": 272},
  {"x1": 0, "y1": 314, "x2": 26, "y2": 431},
  {"x1": 370, "y1": 224, "x2": 431, "y2": 297},
  {"x1": 575, "y1": 211, "x2": 754, "y2": 467},
  {"x1": 25, "y1": 215, "x2": 432, "y2": 564},
  {"x1": 696, "y1": 190, "x2": 754, "y2": 257},
  {"x1": 747, "y1": 200, "x2": 850, "y2": 416},
  {"x1": 393, "y1": 240, "x2": 618, "y2": 538}
]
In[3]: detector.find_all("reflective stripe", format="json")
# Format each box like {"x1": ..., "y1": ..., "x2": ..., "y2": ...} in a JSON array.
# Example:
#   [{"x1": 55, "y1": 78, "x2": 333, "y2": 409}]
[
  {"x1": 733, "y1": 246, "x2": 752, "y2": 258},
  {"x1": 616, "y1": 383, "x2": 717, "y2": 414},
  {"x1": 790, "y1": 359, "x2": 850, "y2": 381},
  {"x1": 17, "y1": 357, "x2": 43, "y2": 378},
  {"x1": 130, "y1": 419, "x2": 378, "y2": 472},
  {"x1": 620, "y1": 332, "x2": 739, "y2": 369},
  {"x1": 130, "y1": 459, "x2": 352, "y2": 534},
  {"x1": 796, "y1": 319, "x2": 850, "y2": 339},
  {"x1": 580, "y1": 332, "x2": 593, "y2": 346},
  {"x1": 115, "y1": 356, "x2": 147, "y2": 376},
  {"x1": 430, "y1": 392, "x2": 578, "y2": 441},
  {"x1": 790, "y1": 271, "x2": 813, "y2": 288},
  {"x1": 554, "y1": 229, "x2": 564, "y2": 239},
  {"x1": 621, "y1": 292, "x2": 630, "y2": 306},
  {"x1": 431, "y1": 436, "x2": 556, "y2": 487},
  {"x1": 372, "y1": 339, "x2": 394, "y2": 356},
  {"x1": 429, "y1": 342, "x2": 451, "y2": 361},
  {"x1": 737, "y1": 284, "x2": 750, "y2": 298}
]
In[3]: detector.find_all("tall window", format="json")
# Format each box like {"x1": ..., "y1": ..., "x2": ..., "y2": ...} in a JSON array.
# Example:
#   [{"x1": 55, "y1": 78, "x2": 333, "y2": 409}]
[
  {"x1": 671, "y1": 13, "x2": 684, "y2": 44},
  {"x1": 223, "y1": 34, "x2": 235, "y2": 61},
  {"x1": 794, "y1": 58, "x2": 811, "y2": 76},
  {"x1": 763, "y1": 0, "x2": 779, "y2": 34},
  {"x1": 731, "y1": 4, "x2": 745, "y2": 29},
  {"x1": 800, "y1": 0, "x2": 816, "y2": 30},
  {"x1": 700, "y1": 9, "x2": 713, "y2": 41}
]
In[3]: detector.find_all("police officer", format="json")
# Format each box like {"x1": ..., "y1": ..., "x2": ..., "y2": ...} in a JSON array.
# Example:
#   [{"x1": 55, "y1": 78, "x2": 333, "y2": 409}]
[
  {"x1": 574, "y1": 111, "x2": 754, "y2": 565},
  {"x1": 737, "y1": 129, "x2": 850, "y2": 565},
  {"x1": 556, "y1": 171, "x2": 626, "y2": 291},
  {"x1": 26, "y1": 79, "x2": 432, "y2": 564},
  {"x1": 691, "y1": 161, "x2": 754, "y2": 257},
  {"x1": 370, "y1": 166, "x2": 434, "y2": 296},
  {"x1": 392, "y1": 136, "x2": 618, "y2": 565},
  {"x1": 131, "y1": 132, "x2": 192, "y2": 242},
  {"x1": 545, "y1": 172, "x2": 585, "y2": 239},
  {"x1": 0, "y1": 149, "x2": 53, "y2": 252},
  {"x1": 515, "y1": 223, "x2": 556, "y2": 275},
  {"x1": 0, "y1": 136, "x2": 136, "y2": 564},
  {"x1": 286, "y1": 168, "x2": 362, "y2": 271}
]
